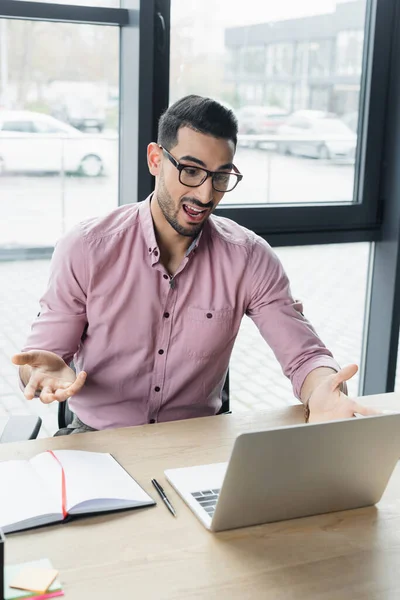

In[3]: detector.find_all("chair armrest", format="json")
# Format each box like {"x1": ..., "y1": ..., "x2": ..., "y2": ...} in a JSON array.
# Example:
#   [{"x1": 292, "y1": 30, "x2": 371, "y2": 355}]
[{"x1": 0, "y1": 416, "x2": 42, "y2": 443}]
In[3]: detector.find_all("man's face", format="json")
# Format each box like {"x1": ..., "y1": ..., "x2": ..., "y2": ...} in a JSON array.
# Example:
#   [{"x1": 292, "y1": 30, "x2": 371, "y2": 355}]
[{"x1": 148, "y1": 126, "x2": 236, "y2": 238}]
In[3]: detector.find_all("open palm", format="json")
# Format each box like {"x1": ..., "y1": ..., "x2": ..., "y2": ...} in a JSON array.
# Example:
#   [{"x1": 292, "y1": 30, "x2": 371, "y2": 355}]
[
  {"x1": 12, "y1": 350, "x2": 87, "y2": 404},
  {"x1": 308, "y1": 364, "x2": 379, "y2": 423}
]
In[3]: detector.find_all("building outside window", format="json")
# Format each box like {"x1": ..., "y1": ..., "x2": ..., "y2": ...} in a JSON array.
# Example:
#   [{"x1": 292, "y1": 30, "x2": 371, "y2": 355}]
[
  {"x1": 308, "y1": 39, "x2": 333, "y2": 77},
  {"x1": 264, "y1": 83, "x2": 292, "y2": 111},
  {"x1": 336, "y1": 30, "x2": 364, "y2": 76},
  {"x1": 240, "y1": 46, "x2": 265, "y2": 76},
  {"x1": 266, "y1": 43, "x2": 294, "y2": 77},
  {"x1": 237, "y1": 83, "x2": 264, "y2": 105},
  {"x1": 309, "y1": 86, "x2": 331, "y2": 111},
  {"x1": 294, "y1": 41, "x2": 309, "y2": 78}
]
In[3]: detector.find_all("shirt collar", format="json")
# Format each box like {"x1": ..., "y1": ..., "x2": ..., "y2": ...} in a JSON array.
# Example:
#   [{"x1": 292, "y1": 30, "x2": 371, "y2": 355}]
[
  {"x1": 139, "y1": 195, "x2": 159, "y2": 263},
  {"x1": 185, "y1": 230, "x2": 203, "y2": 257},
  {"x1": 139, "y1": 195, "x2": 204, "y2": 263}
]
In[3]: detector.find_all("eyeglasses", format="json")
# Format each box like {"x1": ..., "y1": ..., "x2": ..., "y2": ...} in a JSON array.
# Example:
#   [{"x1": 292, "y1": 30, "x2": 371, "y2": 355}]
[{"x1": 159, "y1": 145, "x2": 243, "y2": 193}]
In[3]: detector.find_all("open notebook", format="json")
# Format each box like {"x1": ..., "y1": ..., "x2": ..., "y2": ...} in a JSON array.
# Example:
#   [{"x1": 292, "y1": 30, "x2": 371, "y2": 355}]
[{"x1": 0, "y1": 450, "x2": 155, "y2": 534}]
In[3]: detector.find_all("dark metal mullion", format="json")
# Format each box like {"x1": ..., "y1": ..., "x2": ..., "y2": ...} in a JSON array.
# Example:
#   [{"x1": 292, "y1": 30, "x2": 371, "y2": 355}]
[
  {"x1": 136, "y1": 0, "x2": 156, "y2": 201},
  {"x1": 119, "y1": 0, "x2": 140, "y2": 206},
  {"x1": 265, "y1": 227, "x2": 378, "y2": 248},
  {"x1": 137, "y1": 0, "x2": 170, "y2": 202},
  {"x1": 0, "y1": 0, "x2": 131, "y2": 25},
  {"x1": 360, "y1": 0, "x2": 400, "y2": 395},
  {"x1": 358, "y1": 0, "x2": 394, "y2": 223},
  {"x1": 216, "y1": 203, "x2": 380, "y2": 237}
]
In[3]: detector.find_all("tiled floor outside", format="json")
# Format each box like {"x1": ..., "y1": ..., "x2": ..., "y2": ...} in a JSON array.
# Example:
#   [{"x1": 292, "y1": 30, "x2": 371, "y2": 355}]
[{"x1": 0, "y1": 242, "x2": 379, "y2": 438}]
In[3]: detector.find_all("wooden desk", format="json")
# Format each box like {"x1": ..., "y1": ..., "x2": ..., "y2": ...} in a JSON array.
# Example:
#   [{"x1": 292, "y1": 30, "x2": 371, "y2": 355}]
[{"x1": 2, "y1": 393, "x2": 400, "y2": 599}]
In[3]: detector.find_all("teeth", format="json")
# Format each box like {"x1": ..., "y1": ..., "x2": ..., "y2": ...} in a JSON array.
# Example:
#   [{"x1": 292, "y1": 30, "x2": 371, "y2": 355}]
[{"x1": 185, "y1": 205, "x2": 204, "y2": 213}]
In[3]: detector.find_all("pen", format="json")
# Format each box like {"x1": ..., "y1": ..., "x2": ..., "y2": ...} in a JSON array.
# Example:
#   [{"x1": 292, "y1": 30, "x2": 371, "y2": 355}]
[{"x1": 151, "y1": 478, "x2": 177, "y2": 517}]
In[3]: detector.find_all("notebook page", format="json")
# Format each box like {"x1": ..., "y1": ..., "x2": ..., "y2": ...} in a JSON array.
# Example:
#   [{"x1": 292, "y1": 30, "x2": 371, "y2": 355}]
[
  {"x1": 0, "y1": 460, "x2": 61, "y2": 532},
  {"x1": 30, "y1": 450, "x2": 64, "y2": 511},
  {"x1": 32, "y1": 450, "x2": 152, "y2": 513}
]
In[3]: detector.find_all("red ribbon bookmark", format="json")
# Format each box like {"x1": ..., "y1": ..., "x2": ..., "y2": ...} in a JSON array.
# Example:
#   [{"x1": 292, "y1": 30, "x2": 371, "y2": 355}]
[{"x1": 47, "y1": 451, "x2": 68, "y2": 519}]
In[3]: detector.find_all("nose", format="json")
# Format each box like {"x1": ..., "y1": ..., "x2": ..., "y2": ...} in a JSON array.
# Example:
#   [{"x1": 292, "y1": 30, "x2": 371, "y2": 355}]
[{"x1": 194, "y1": 174, "x2": 214, "y2": 204}]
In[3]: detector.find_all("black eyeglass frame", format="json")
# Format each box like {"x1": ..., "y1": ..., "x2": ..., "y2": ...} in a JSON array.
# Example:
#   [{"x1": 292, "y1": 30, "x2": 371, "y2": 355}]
[{"x1": 159, "y1": 145, "x2": 243, "y2": 192}]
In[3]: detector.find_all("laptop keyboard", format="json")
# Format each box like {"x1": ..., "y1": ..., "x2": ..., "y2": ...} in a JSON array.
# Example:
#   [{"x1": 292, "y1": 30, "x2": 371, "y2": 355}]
[{"x1": 191, "y1": 488, "x2": 220, "y2": 517}]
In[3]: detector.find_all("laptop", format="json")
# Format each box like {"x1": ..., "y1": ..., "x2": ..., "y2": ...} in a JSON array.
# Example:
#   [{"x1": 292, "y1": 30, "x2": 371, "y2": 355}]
[{"x1": 165, "y1": 413, "x2": 400, "y2": 532}]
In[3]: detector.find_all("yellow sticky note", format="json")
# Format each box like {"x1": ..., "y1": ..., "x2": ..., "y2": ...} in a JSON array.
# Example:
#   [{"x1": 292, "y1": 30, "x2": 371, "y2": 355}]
[{"x1": 9, "y1": 566, "x2": 59, "y2": 594}]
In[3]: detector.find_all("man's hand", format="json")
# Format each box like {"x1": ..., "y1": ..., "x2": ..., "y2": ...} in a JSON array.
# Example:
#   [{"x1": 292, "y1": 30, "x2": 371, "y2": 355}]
[
  {"x1": 12, "y1": 350, "x2": 87, "y2": 404},
  {"x1": 308, "y1": 364, "x2": 379, "y2": 423}
]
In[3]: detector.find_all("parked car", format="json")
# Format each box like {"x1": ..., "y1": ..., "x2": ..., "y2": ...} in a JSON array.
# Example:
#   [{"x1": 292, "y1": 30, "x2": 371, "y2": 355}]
[
  {"x1": 0, "y1": 110, "x2": 109, "y2": 176},
  {"x1": 52, "y1": 96, "x2": 106, "y2": 132},
  {"x1": 342, "y1": 111, "x2": 359, "y2": 134},
  {"x1": 276, "y1": 110, "x2": 357, "y2": 159},
  {"x1": 237, "y1": 105, "x2": 288, "y2": 136}
]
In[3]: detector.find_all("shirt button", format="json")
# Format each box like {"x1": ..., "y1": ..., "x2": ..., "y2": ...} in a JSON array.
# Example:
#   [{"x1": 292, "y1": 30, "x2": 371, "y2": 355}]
[
  {"x1": 154, "y1": 249, "x2": 159, "y2": 257},
  {"x1": 163, "y1": 274, "x2": 169, "y2": 280},
  {"x1": 154, "y1": 386, "x2": 160, "y2": 392},
  {"x1": 149, "y1": 419, "x2": 156, "y2": 424},
  {"x1": 206, "y1": 312, "x2": 213, "y2": 319},
  {"x1": 148, "y1": 247, "x2": 152, "y2": 253},
  {"x1": 164, "y1": 312, "x2": 170, "y2": 318},
  {"x1": 158, "y1": 349, "x2": 164, "y2": 355}
]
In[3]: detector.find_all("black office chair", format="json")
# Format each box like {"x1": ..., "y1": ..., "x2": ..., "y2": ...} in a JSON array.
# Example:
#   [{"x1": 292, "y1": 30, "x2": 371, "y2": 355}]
[
  {"x1": 58, "y1": 399, "x2": 75, "y2": 429},
  {"x1": 0, "y1": 415, "x2": 42, "y2": 443},
  {"x1": 218, "y1": 370, "x2": 231, "y2": 415},
  {"x1": 58, "y1": 370, "x2": 231, "y2": 429}
]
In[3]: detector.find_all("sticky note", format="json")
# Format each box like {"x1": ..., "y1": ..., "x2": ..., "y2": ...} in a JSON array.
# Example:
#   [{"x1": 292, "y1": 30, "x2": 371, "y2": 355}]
[{"x1": 9, "y1": 566, "x2": 59, "y2": 594}]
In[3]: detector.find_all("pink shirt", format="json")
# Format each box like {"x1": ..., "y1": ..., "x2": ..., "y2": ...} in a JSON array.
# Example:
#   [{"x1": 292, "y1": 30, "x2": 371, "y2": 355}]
[{"x1": 23, "y1": 197, "x2": 339, "y2": 429}]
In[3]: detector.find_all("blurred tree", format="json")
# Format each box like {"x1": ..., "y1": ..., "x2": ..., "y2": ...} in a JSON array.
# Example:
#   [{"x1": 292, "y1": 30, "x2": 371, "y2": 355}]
[{"x1": 5, "y1": 19, "x2": 118, "y2": 109}]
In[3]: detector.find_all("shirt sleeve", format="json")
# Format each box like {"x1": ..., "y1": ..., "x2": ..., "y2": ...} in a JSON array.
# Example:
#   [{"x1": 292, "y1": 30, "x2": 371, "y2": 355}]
[
  {"x1": 245, "y1": 236, "x2": 340, "y2": 400},
  {"x1": 22, "y1": 225, "x2": 88, "y2": 366}
]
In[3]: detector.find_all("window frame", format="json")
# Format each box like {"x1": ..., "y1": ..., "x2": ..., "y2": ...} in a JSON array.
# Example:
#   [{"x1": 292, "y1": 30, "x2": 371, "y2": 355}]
[
  {"x1": 2, "y1": 0, "x2": 400, "y2": 399},
  {"x1": 161, "y1": 0, "x2": 392, "y2": 246}
]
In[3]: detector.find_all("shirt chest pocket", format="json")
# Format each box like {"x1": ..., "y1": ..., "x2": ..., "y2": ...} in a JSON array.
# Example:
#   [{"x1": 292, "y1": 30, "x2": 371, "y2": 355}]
[{"x1": 183, "y1": 307, "x2": 234, "y2": 361}]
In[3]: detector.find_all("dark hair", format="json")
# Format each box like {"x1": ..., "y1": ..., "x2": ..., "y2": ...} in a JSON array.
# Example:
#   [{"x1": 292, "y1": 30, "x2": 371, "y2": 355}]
[{"x1": 157, "y1": 95, "x2": 238, "y2": 149}]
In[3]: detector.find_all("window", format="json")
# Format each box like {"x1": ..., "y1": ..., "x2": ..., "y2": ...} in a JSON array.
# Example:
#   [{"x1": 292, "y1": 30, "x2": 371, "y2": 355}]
[
  {"x1": 1, "y1": 121, "x2": 34, "y2": 133},
  {"x1": 237, "y1": 83, "x2": 264, "y2": 105},
  {"x1": 336, "y1": 30, "x2": 364, "y2": 76},
  {"x1": 171, "y1": 0, "x2": 373, "y2": 220},
  {"x1": 308, "y1": 40, "x2": 333, "y2": 77},
  {"x1": 231, "y1": 242, "x2": 371, "y2": 409},
  {"x1": 240, "y1": 46, "x2": 265, "y2": 75},
  {"x1": 33, "y1": 121, "x2": 70, "y2": 134},
  {"x1": 266, "y1": 43, "x2": 294, "y2": 77},
  {"x1": 294, "y1": 41, "x2": 309, "y2": 77},
  {"x1": 0, "y1": 18, "x2": 119, "y2": 249}
]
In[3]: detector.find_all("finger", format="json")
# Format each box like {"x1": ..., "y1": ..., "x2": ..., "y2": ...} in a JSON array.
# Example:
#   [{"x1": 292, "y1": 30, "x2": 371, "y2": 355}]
[
  {"x1": 40, "y1": 386, "x2": 57, "y2": 405},
  {"x1": 53, "y1": 388, "x2": 73, "y2": 402},
  {"x1": 12, "y1": 351, "x2": 42, "y2": 367},
  {"x1": 352, "y1": 402, "x2": 382, "y2": 417},
  {"x1": 24, "y1": 374, "x2": 42, "y2": 400},
  {"x1": 331, "y1": 364, "x2": 358, "y2": 392},
  {"x1": 54, "y1": 371, "x2": 87, "y2": 401}
]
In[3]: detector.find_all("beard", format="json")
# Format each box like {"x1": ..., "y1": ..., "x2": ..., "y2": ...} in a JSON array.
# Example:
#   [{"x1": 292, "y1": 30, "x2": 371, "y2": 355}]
[{"x1": 156, "y1": 170, "x2": 213, "y2": 238}]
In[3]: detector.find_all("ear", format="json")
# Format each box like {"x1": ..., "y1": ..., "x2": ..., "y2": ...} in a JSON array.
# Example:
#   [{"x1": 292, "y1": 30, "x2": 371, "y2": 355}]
[{"x1": 147, "y1": 143, "x2": 163, "y2": 176}]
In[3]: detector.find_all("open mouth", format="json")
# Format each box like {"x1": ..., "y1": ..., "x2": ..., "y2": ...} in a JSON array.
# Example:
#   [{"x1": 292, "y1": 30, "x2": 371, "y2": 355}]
[{"x1": 182, "y1": 203, "x2": 208, "y2": 221}]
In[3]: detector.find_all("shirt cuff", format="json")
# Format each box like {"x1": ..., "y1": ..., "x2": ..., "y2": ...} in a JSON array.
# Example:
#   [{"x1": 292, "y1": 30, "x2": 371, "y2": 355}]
[{"x1": 291, "y1": 356, "x2": 342, "y2": 401}]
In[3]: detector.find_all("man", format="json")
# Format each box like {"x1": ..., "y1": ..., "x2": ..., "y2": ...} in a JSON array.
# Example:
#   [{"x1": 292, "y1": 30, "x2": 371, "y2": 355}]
[{"x1": 12, "y1": 95, "x2": 377, "y2": 434}]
